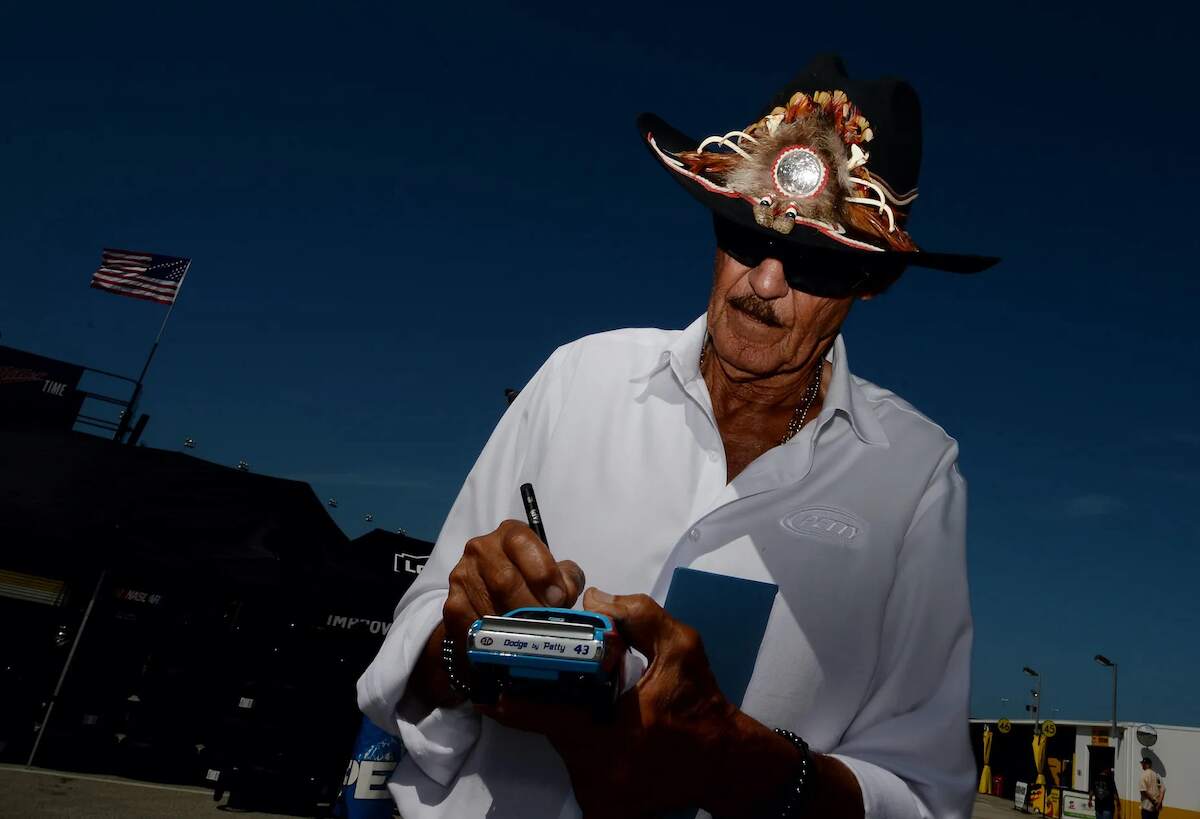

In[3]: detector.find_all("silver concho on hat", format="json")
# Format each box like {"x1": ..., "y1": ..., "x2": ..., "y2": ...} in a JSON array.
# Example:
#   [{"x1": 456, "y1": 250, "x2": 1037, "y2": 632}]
[{"x1": 772, "y1": 147, "x2": 828, "y2": 199}]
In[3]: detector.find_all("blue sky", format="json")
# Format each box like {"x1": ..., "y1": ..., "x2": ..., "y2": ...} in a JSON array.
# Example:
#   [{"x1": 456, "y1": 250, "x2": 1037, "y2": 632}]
[{"x1": 2, "y1": 3, "x2": 1196, "y2": 726}]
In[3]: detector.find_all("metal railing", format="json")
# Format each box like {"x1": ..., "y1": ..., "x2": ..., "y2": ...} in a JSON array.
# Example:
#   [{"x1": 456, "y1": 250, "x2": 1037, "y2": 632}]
[{"x1": 72, "y1": 366, "x2": 138, "y2": 441}]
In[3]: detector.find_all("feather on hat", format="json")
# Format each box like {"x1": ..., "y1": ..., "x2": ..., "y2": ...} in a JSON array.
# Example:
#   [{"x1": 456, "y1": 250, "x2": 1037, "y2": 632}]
[{"x1": 639, "y1": 55, "x2": 999, "y2": 292}]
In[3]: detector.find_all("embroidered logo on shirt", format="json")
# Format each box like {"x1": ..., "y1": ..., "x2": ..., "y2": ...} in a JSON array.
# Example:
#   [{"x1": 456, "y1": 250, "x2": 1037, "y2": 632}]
[{"x1": 781, "y1": 506, "x2": 864, "y2": 544}]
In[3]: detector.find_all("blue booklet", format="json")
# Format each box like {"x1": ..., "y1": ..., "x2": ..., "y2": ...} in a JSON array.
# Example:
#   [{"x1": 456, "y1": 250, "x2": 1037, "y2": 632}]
[
  {"x1": 662, "y1": 567, "x2": 778, "y2": 819},
  {"x1": 663, "y1": 567, "x2": 779, "y2": 706}
]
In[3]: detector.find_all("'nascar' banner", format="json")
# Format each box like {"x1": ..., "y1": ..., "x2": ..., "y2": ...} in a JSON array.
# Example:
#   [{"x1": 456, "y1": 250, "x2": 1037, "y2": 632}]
[{"x1": 0, "y1": 346, "x2": 86, "y2": 430}]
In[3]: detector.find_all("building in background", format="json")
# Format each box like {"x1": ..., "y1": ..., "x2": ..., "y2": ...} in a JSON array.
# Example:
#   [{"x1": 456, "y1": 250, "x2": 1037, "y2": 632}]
[
  {"x1": 1, "y1": 345, "x2": 89, "y2": 431},
  {"x1": 971, "y1": 718, "x2": 1200, "y2": 818},
  {"x1": 0, "y1": 422, "x2": 432, "y2": 814}
]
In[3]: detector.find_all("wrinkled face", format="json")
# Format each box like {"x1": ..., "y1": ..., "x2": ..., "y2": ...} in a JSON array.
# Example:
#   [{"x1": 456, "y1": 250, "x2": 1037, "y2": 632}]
[{"x1": 706, "y1": 247, "x2": 856, "y2": 379}]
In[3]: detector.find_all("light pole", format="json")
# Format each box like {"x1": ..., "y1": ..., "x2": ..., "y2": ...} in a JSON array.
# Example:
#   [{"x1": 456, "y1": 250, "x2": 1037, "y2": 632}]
[
  {"x1": 1023, "y1": 666, "x2": 1042, "y2": 734},
  {"x1": 1095, "y1": 654, "x2": 1118, "y2": 749},
  {"x1": 1024, "y1": 666, "x2": 1048, "y2": 791}
]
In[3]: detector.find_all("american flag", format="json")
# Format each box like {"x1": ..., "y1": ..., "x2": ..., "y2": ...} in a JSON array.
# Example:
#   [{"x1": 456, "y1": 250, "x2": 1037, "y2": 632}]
[{"x1": 90, "y1": 249, "x2": 191, "y2": 305}]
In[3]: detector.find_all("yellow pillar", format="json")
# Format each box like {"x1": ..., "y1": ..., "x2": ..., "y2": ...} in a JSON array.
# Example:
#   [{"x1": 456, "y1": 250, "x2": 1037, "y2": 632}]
[
  {"x1": 1032, "y1": 733, "x2": 1048, "y2": 786},
  {"x1": 978, "y1": 725, "x2": 993, "y2": 794}
]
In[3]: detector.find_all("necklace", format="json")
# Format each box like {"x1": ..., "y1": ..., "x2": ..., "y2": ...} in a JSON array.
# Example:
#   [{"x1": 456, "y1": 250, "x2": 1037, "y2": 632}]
[{"x1": 699, "y1": 338, "x2": 824, "y2": 446}]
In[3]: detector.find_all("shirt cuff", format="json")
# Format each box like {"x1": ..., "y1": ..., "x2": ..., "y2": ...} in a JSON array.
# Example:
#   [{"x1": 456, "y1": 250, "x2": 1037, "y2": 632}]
[
  {"x1": 356, "y1": 591, "x2": 482, "y2": 787},
  {"x1": 396, "y1": 698, "x2": 481, "y2": 788},
  {"x1": 829, "y1": 754, "x2": 928, "y2": 819}
]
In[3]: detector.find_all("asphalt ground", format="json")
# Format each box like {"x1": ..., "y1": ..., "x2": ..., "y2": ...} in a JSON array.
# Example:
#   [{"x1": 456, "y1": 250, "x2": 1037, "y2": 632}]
[
  {"x1": 1, "y1": 765, "x2": 1018, "y2": 818},
  {"x1": 0, "y1": 765, "x2": 301, "y2": 818},
  {"x1": 972, "y1": 792, "x2": 1020, "y2": 818}
]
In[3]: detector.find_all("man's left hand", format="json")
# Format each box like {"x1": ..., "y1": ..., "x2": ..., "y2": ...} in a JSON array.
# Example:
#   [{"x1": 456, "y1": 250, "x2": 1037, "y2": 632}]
[{"x1": 481, "y1": 588, "x2": 757, "y2": 817}]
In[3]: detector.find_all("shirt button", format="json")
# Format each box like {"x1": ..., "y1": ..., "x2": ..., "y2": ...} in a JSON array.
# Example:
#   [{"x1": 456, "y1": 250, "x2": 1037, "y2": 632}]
[
  {"x1": 707, "y1": 450, "x2": 719, "y2": 462},
  {"x1": 688, "y1": 527, "x2": 701, "y2": 541}
]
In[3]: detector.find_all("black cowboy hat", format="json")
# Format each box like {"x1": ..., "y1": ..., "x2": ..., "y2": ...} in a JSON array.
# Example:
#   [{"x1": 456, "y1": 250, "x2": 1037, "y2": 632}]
[{"x1": 638, "y1": 55, "x2": 999, "y2": 296}]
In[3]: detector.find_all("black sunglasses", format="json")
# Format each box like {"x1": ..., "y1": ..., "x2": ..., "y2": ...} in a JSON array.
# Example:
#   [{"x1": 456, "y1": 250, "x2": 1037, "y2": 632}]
[{"x1": 711, "y1": 215, "x2": 905, "y2": 298}]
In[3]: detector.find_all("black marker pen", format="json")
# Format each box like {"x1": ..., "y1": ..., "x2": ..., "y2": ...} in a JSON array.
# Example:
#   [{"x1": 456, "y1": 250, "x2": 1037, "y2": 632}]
[{"x1": 520, "y1": 482, "x2": 548, "y2": 545}]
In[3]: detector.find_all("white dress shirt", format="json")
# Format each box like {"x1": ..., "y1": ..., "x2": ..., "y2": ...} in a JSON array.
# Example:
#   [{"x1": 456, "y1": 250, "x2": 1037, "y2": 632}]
[{"x1": 358, "y1": 315, "x2": 975, "y2": 819}]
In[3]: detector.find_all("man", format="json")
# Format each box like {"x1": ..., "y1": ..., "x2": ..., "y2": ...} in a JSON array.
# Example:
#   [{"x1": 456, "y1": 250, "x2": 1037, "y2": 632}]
[
  {"x1": 1090, "y1": 767, "x2": 1119, "y2": 819},
  {"x1": 359, "y1": 55, "x2": 997, "y2": 818},
  {"x1": 1139, "y1": 757, "x2": 1164, "y2": 818}
]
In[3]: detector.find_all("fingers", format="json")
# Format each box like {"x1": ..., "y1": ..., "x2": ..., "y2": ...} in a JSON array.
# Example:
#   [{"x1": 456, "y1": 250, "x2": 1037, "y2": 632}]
[
  {"x1": 583, "y1": 589, "x2": 674, "y2": 664},
  {"x1": 448, "y1": 521, "x2": 586, "y2": 643},
  {"x1": 496, "y1": 520, "x2": 568, "y2": 606},
  {"x1": 556, "y1": 560, "x2": 586, "y2": 606}
]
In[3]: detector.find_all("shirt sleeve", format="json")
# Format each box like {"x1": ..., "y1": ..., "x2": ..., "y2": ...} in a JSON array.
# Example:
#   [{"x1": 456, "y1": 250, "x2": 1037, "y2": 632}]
[
  {"x1": 355, "y1": 342, "x2": 582, "y2": 788},
  {"x1": 828, "y1": 441, "x2": 976, "y2": 819}
]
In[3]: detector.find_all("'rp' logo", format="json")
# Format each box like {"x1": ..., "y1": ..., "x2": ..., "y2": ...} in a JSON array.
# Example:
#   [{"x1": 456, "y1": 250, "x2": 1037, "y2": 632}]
[
  {"x1": 781, "y1": 506, "x2": 865, "y2": 544},
  {"x1": 480, "y1": 636, "x2": 494, "y2": 646}
]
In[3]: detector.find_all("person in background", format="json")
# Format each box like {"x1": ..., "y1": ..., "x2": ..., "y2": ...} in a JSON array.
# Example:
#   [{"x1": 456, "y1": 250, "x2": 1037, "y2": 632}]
[
  {"x1": 1090, "y1": 767, "x2": 1119, "y2": 819},
  {"x1": 1139, "y1": 756, "x2": 1164, "y2": 819}
]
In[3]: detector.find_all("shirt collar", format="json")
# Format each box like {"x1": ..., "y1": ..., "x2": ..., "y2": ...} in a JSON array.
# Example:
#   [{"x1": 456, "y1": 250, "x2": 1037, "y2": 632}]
[
  {"x1": 632, "y1": 313, "x2": 708, "y2": 383},
  {"x1": 822, "y1": 335, "x2": 889, "y2": 448},
  {"x1": 636, "y1": 314, "x2": 889, "y2": 448}
]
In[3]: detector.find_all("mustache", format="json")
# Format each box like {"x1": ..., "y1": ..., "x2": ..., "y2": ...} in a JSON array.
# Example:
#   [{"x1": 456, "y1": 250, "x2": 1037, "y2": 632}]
[{"x1": 728, "y1": 294, "x2": 783, "y2": 328}]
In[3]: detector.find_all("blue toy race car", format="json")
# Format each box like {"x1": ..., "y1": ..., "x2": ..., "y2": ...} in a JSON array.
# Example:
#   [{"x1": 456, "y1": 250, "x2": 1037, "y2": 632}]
[{"x1": 466, "y1": 607, "x2": 625, "y2": 715}]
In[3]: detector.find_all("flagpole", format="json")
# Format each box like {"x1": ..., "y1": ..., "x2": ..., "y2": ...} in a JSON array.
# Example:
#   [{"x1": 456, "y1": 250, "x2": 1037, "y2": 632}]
[
  {"x1": 115, "y1": 260, "x2": 191, "y2": 442},
  {"x1": 26, "y1": 568, "x2": 108, "y2": 767}
]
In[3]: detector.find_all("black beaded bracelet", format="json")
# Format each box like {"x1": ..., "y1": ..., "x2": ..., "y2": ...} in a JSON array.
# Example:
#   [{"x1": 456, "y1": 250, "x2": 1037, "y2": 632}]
[
  {"x1": 772, "y1": 728, "x2": 812, "y2": 818},
  {"x1": 442, "y1": 636, "x2": 472, "y2": 700}
]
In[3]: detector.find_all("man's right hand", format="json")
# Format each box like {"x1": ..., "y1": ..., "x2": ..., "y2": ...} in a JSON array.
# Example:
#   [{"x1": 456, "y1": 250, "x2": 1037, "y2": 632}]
[{"x1": 410, "y1": 520, "x2": 585, "y2": 708}]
